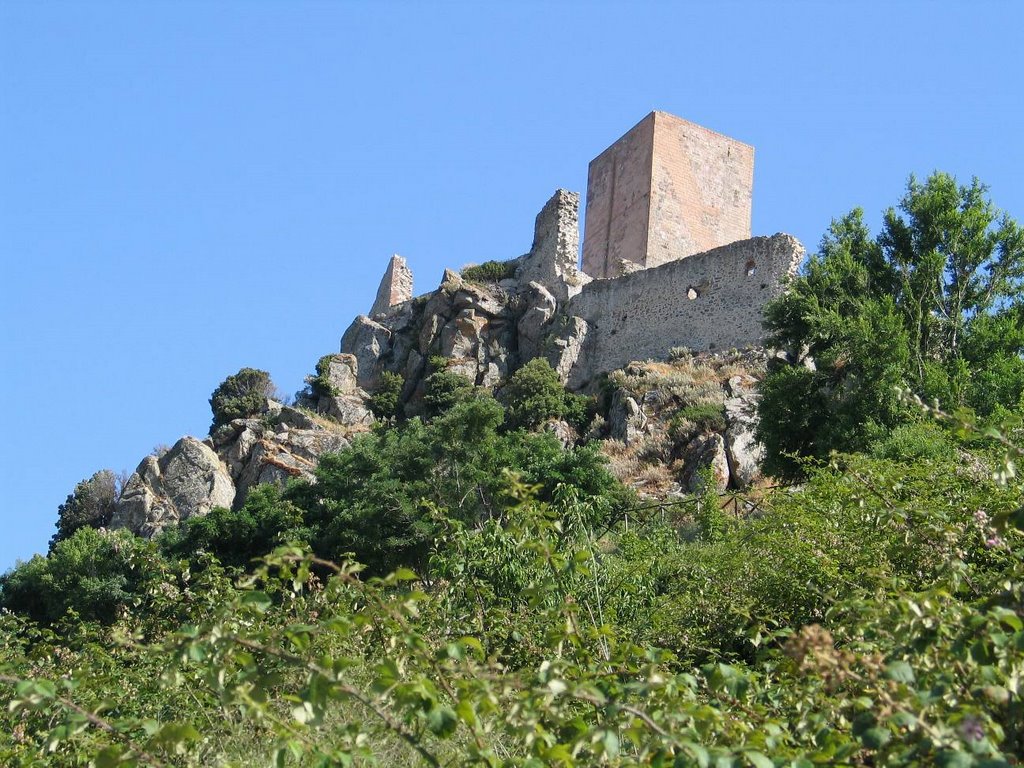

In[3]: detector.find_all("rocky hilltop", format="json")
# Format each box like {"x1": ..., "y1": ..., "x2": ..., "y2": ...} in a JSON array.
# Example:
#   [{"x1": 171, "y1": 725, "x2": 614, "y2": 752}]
[{"x1": 108, "y1": 189, "x2": 795, "y2": 539}]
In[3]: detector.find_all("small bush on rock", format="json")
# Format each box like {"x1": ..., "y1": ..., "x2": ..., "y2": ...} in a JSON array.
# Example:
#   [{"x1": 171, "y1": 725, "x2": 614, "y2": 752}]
[
  {"x1": 461, "y1": 260, "x2": 516, "y2": 283},
  {"x1": 209, "y1": 367, "x2": 274, "y2": 430}
]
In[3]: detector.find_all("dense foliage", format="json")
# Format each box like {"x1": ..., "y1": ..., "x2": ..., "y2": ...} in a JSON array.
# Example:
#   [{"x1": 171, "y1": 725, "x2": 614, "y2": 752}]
[
  {"x1": 1, "y1": 416, "x2": 1021, "y2": 765},
  {"x1": 758, "y1": 172, "x2": 1024, "y2": 476},
  {"x1": 209, "y1": 367, "x2": 275, "y2": 430},
  {"x1": 460, "y1": 260, "x2": 517, "y2": 283}
]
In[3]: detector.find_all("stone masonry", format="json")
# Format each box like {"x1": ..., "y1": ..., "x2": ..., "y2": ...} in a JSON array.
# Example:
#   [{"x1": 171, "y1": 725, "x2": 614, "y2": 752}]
[
  {"x1": 370, "y1": 254, "x2": 414, "y2": 317},
  {"x1": 557, "y1": 234, "x2": 803, "y2": 388},
  {"x1": 582, "y1": 111, "x2": 754, "y2": 279}
]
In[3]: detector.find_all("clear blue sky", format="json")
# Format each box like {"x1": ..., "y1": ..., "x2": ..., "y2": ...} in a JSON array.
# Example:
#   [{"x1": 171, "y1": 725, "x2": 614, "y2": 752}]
[{"x1": 2, "y1": 1, "x2": 1022, "y2": 571}]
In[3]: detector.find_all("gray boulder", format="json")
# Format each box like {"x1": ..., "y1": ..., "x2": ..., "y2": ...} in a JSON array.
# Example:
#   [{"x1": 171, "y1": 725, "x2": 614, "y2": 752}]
[
  {"x1": 682, "y1": 433, "x2": 731, "y2": 493},
  {"x1": 609, "y1": 391, "x2": 649, "y2": 445},
  {"x1": 111, "y1": 436, "x2": 235, "y2": 538}
]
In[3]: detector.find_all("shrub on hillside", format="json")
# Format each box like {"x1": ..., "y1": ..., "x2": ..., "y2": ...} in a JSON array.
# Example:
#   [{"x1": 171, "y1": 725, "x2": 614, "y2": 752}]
[
  {"x1": 422, "y1": 368, "x2": 475, "y2": 418},
  {"x1": 158, "y1": 485, "x2": 311, "y2": 569},
  {"x1": 0, "y1": 527, "x2": 166, "y2": 625},
  {"x1": 209, "y1": 367, "x2": 274, "y2": 430}
]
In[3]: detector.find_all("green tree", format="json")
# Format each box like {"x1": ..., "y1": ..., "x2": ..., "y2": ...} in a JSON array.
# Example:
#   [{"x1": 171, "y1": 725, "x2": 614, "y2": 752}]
[
  {"x1": 759, "y1": 172, "x2": 1023, "y2": 474},
  {"x1": 421, "y1": 368, "x2": 475, "y2": 418},
  {"x1": 209, "y1": 367, "x2": 274, "y2": 430},
  {"x1": 50, "y1": 470, "x2": 119, "y2": 550}
]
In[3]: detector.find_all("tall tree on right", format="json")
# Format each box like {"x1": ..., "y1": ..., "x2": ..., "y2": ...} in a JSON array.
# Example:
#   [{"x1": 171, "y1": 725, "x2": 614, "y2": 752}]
[{"x1": 758, "y1": 172, "x2": 1024, "y2": 477}]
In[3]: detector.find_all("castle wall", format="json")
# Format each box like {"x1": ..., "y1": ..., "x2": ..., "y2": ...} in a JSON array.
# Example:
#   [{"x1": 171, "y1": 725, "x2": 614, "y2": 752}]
[
  {"x1": 566, "y1": 234, "x2": 803, "y2": 386},
  {"x1": 581, "y1": 111, "x2": 754, "y2": 279}
]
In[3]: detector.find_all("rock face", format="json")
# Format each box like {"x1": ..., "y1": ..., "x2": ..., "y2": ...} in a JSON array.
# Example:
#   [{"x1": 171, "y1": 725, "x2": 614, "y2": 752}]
[
  {"x1": 111, "y1": 437, "x2": 235, "y2": 538},
  {"x1": 313, "y1": 354, "x2": 374, "y2": 427},
  {"x1": 723, "y1": 376, "x2": 764, "y2": 488},
  {"x1": 112, "y1": 404, "x2": 354, "y2": 538},
  {"x1": 681, "y1": 433, "x2": 731, "y2": 493}
]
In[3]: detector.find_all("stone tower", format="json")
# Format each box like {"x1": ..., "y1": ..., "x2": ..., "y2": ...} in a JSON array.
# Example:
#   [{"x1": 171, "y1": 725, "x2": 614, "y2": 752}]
[{"x1": 581, "y1": 111, "x2": 754, "y2": 279}]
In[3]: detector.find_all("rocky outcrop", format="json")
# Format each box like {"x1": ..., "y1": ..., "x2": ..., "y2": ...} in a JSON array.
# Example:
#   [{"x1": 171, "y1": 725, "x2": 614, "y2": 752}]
[
  {"x1": 609, "y1": 390, "x2": 649, "y2": 445},
  {"x1": 723, "y1": 375, "x2": 764, "y2": 488},
  {"x1": 312, "y1": 354, "x2": 374, "y2": 427},
  {"x1": 210, "y1": 405, "x2": 350, "y2": 506},
  {"x1": 111, "y1": 437, "x2": 235, "y2": 538},
  {"x1": 112, "y1": 402, "x2": 355, "y2": 538},
  {"x1": 681, "y1": 433, "x2": 731, "y2": 493}
]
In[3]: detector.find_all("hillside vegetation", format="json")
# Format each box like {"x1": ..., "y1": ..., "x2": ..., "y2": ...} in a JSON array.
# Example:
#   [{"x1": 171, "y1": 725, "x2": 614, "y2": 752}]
[{"x1": 1, "y1": 172, "x2": 1023, "y2": 766}]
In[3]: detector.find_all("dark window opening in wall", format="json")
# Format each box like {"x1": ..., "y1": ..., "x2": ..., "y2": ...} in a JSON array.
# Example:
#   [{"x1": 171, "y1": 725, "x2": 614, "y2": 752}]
[
  {"x1": 745, "y1": 260, "x2": 756, "y2": 277},
  {"x1": 686, "y1": 287, "x2": 699, "y2": 300}
]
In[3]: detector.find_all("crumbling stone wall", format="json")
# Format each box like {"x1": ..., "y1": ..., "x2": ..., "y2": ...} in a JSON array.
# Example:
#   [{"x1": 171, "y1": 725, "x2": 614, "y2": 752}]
[{"x1": 561, "y1": 234, "x2": 803, "y2": 387}]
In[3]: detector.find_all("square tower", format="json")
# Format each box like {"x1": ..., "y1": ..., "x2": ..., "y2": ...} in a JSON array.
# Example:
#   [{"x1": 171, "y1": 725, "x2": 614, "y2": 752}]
[{"x1": 581, "y1": 111, "x2": 754, "y2": 279}]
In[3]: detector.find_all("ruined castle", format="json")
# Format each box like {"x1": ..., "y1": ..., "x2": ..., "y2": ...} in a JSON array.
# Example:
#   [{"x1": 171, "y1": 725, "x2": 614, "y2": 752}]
[
  {"x1": 110, "y1": 112, "x2": 806, "y2": 535},
  {"x1": 342, "y1": 111, "x2": 805, "y2": 396}
]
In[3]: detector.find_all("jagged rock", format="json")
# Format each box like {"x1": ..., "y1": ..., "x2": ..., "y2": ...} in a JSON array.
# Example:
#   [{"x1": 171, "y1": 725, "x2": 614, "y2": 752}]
[
  {"x1": 340, "y1": 315, "x2": 392, "y2": 390},
  {"x1": 441, "y1": 268, "x2": 463, "y2": 290},
  {"x1": 547, "y1": 316, "x2": 590, "y2": 388},
  {"x1": 233, "y1": 429, "x2": 349, "y2": 504},
  {"x1": 441, "y1": 309, "x2": 487, "y2": 360},
  {"x1": 517, "y1": 282, "x2": 557, "y2": 360},
  {"x1": 609, "y1": 391, "x2": 649, "y2": 444},
  {"x1": 682, "y1": 433, "x2": 730, "y2": 493},
  {"x1": 319, "y1": 394, "x2": 374, "y2": 427},
  {"x1": 321, "y1": 354, "x2": 360, "y2": 395},
  {"x1": 453, "y1": 285, "x2": 504, "y2": 317},
  {"x1": 724, "y1": 393, "x2": 764, "y2": 488},
  {"x1": 112, "y1": 437, "x2": 235, "y2": 538},
  {"x1": 370, "y1": 254, "x2": 413, "y2": 317}
]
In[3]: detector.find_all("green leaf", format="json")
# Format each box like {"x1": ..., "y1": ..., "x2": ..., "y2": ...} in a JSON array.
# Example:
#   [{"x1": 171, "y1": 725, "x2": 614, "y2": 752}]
[
  {"x1": 602, "y1": 730, "x2": 620, "y2": 757},
  {"x1": 860, "y1": 727, "x2": 890, "y2": 749},
  {"x1": 936, "y1": 750, "x2": 976, "y2": 768},
  {"x1": 885, "y1": 661, "x2": 915, "y2": 684},
  {"x1": 426, "y1": 705, "x2": 458, "y2": 737},
  {"x1": 239, "y1": 591, "x2": 272, "y2": 612},
  {"x1": 744, "y1": 750, "x2": 775, "y2": 768}
]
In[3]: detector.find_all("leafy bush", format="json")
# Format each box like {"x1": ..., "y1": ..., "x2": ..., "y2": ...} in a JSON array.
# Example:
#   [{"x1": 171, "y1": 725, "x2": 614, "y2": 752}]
[
  {"x1": 209, "y1": 367, "x2": 274, "y2": 430},
  {"x1": 305, "y1": 354, "x2": 339, "y2": 399},
  {"x1": 503, "y1": 358, "x2": 567, "y2": 430},
  {"x1": 870, "y1": 420, "x2": 955, "y2": 462},
  {"x1": 158, "y1": 486, "x2": 311, "y2": 569},
  {"x1": 460, "y1": 259, "x2": 516, "y2": 283}
]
